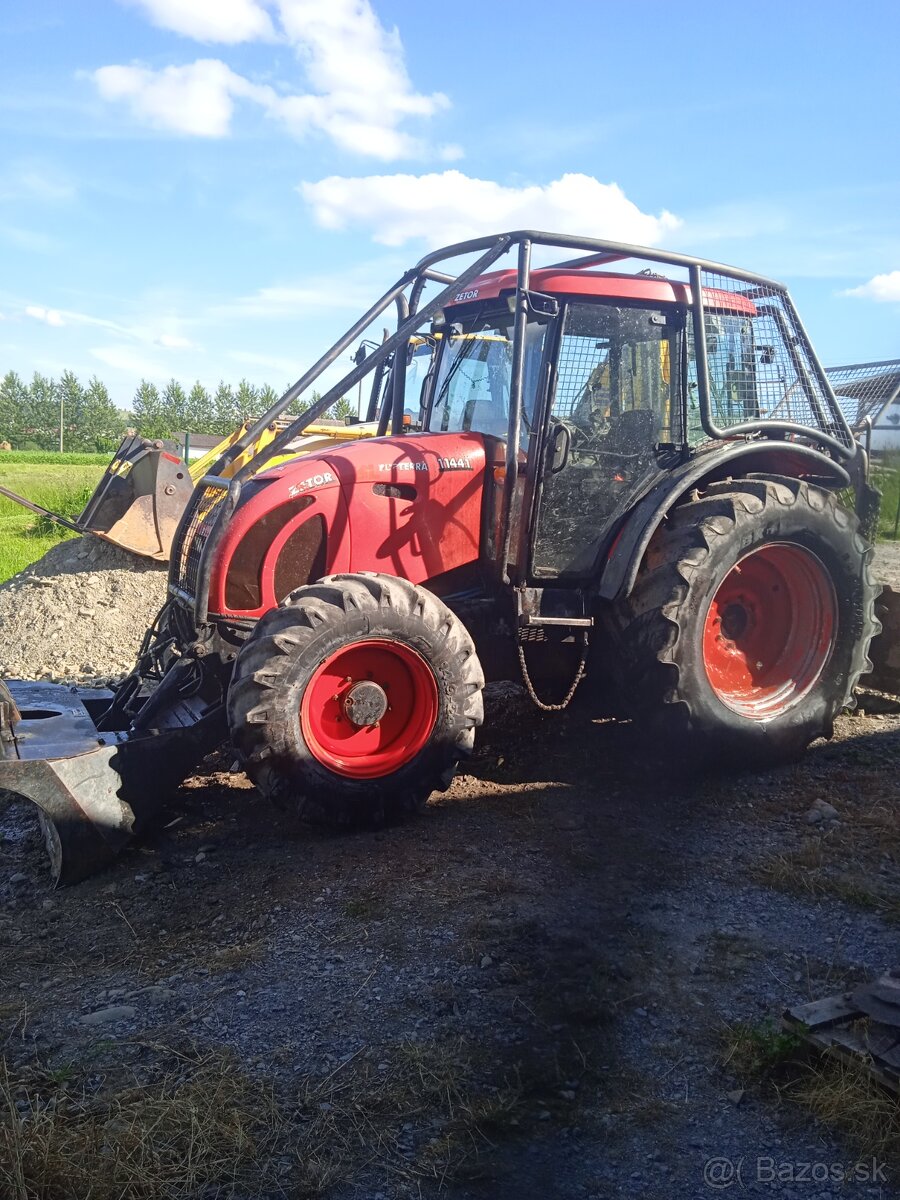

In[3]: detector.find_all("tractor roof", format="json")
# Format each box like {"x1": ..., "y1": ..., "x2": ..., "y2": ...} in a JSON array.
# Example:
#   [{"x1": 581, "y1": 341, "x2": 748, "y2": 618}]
[{"x1": 446, "y1": 267, "x2": 758, "y2": 316}]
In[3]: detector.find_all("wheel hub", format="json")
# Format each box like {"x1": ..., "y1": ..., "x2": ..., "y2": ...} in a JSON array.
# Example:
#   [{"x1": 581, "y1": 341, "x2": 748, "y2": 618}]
[
  {"x1": 720, "y1": 601, "x2": 750, "y2": 641},
  {"x1": 702, "y1": 543, "x2": 837, "y2": 720},
  {"x1": 300, "y1": 638, "x2": 439, "y2": 779},
  {"x1": 342, "y1": 680, "x2": 389, "y2": 728}
]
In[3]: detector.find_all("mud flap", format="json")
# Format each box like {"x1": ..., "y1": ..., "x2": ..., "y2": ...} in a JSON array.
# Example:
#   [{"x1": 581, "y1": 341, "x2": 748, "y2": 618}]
[{"x1": 77, "y1": 435, "x2": 194, "y2": 561}]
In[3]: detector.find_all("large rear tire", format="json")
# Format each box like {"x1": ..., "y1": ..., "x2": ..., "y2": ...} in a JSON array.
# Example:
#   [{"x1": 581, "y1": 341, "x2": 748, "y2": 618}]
[
  {"x1": 611, "y1": 478, "x2": 880, "y2": 764},
  {"x1": 227, "y1": 572, "x2": 484, "y2": 826}
]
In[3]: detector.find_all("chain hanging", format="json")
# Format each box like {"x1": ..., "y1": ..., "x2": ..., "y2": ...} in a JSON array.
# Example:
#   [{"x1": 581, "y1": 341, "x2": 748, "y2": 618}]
[{"x1": 516, "y1": 629, "x2": 589, "y2": 712}]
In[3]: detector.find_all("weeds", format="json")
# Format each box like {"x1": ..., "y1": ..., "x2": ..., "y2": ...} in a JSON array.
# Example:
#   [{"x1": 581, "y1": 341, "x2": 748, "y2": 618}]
[
  {"x1": 0, "y1": 451, "x2": 111, "y2": 466},
  {"x1": 0, "y1": 463, "x2": 103, "y2": 581},
  {"x1": 0, "y1": 1033, "x2": 583, "y2": 1198},
  {"x1": 784, "y1": 1057, "x2": 900, "y2": 1167},
  {"x1": 723, "y1": 1019, "x2": 806, "y2": 1078},
  {"x1": 871, "y1": 457, "x2": 900, "y2": 540},
  {"x1": 28, "y1": 483, "x2": 96, "y2": 537},
  {"x1": 723, "y1": 1021, "x2": 900, "y2": 1175},
  {"x1": 754, "y1": 791, "x2": 900, "y2": 922},
  {"x1": 0, "y1": 1049, "x2": 290, "y2": 1200},
  {"x1": 342, "y1": 893, "x2": 385, "y2": 921}
]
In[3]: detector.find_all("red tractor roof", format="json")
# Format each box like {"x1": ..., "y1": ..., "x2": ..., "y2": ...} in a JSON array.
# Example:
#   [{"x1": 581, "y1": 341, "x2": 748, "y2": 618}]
[{"x1": 447, "y1": 268, "x2": 758, "y2": 316}]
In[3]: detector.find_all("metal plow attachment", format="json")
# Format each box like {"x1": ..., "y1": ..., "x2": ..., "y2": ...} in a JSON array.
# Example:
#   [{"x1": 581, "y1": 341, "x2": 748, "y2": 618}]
[
  {"x1": 1, "y1": 745, "x2": 142, "y2": 885},
  {"x1": 77, "y1": 434, "x2": 195, "y2": 561},
  {"x1": 0, "y1": 681, "x2": 216, "y2": 884}
]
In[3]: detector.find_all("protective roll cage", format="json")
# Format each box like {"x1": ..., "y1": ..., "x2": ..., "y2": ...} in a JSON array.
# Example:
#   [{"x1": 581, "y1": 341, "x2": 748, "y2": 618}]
[{"x1": 178, "y1": 230, "x2": 857, "y2": 626}]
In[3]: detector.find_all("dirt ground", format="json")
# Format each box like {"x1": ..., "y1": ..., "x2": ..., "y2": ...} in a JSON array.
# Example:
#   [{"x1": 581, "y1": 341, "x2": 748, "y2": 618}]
[
  {"x1": 0, "y1": 542, "x2": 898, "y2": 1197},
  {"x1": 2, "y1": 685, "x2": 899, "y2": 1198}
]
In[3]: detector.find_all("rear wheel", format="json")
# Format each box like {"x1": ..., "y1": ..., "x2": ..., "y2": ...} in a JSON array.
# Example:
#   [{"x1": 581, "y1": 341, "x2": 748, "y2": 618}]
[
  {"x1": 227, "y1": 572, "x2": 484, "y2": 826},
  {"x1": 612, "y1": 479, "x2": 880, "y2": 763}
]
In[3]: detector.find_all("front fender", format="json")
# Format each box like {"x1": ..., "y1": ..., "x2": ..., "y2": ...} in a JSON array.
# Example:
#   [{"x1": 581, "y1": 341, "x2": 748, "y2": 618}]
[{"x1": 598, "y1": 442, "x2": 851, "y2": 603}]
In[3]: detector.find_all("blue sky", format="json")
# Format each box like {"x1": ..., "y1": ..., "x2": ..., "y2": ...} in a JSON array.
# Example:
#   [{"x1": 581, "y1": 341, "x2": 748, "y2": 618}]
[{"x1": 1, "y1": 0, "x2": 898, "y2": 411}]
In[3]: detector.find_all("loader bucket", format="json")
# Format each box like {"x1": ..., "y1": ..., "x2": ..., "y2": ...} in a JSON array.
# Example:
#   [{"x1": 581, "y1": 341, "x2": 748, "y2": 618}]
[
  {"x1": 78, "y1": 435, "x2": 194, "y2": 561},
  {"x1": 0, "y1": 680, "x2": 222, "y2": 885}
]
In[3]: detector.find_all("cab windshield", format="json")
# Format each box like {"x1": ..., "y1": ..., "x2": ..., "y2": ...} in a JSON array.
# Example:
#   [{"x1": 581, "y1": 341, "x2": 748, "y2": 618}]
[{"x1": 429, "y1": 310, "x2": 547, "y2": 443}]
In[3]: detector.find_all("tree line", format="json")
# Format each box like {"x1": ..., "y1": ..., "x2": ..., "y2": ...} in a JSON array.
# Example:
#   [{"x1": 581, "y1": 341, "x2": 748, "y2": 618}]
[{"x1": 0, "y1": 371, "x2": 355, "y2": 452}]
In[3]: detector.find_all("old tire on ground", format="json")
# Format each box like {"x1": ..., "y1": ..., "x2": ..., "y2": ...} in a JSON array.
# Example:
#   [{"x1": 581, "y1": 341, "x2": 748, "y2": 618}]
[
  {"x1": 612, "y1": 478, "x2": 880, "y2": 764},
  {"x1": 227, "y1": 572, "x2": 484, "y2": 826}
]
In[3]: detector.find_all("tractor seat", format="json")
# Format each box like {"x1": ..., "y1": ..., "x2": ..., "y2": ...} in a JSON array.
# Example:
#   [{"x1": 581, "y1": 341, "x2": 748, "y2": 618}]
[{"x1": 602, "y1": 407, "x2": 660, "y2": 456}]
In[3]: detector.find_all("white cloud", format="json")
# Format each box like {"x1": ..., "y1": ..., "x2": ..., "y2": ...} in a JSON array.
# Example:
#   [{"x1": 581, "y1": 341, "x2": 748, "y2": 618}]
[
  {"x1": 90, "y1": 345, "x2": 170, "y2": 380},
  {"x1": 269, "y1": 0, "x2": 448, "y2": 158},
  {"x1": 124, "y1": 0, "x2": 275, "y2": 43},
  {"x1": 211, "y1": 268, "x2": 388, "y2": 320},
  {"x1": 0, "y1": 164, "x2": 75, "y2": 203},
  {"x1": 299, "y1": 170, "x2": 682, "y2": 248},
  {"x1": 92, "y1": 59, "x2": 270, "y2": 138},
  {"x1": 23, "y1": 299, "x2": 201, "y2": 352},
  {"x1": 92, "y1": 0, "x2": 449, "y2": 159},
  {"x1": 844, "y1": 271, "x2": 900, "y2": 303},
  {"x1": 25, "y1": 304, "x2": 65, "y2": 327}
]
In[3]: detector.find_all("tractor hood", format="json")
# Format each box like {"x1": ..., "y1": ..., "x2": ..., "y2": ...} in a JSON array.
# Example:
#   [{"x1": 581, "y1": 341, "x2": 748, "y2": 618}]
[{"x1": 208, "y1": 432, "x2": 489, "y2": 619}]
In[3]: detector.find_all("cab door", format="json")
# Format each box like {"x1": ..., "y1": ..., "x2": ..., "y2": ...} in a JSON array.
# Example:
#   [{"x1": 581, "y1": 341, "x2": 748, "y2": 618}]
[{"x1": 531, "y1": 301, "x2": 683, "y2": 579}]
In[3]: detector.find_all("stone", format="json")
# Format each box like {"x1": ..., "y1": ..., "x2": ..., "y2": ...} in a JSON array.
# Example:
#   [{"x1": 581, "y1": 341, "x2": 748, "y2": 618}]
[{"x1": 77, "y1": 1005, "x2": 136, "y2": 1025}]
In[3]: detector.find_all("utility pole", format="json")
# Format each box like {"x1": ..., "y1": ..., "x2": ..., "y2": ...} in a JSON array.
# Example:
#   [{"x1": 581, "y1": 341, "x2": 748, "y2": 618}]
[{"x1": 59, "y1": 388, "x2": 64, "y2": 453}]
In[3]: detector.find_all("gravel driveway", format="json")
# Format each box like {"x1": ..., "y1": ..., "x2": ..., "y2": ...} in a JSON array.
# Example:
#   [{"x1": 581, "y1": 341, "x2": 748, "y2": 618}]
[
  {"x1": 0, "y1": 537, "x2": 898, "y2": 1197},
  {"x1": 2, "y1": 691, "x2": 898, "y2": 1198}
]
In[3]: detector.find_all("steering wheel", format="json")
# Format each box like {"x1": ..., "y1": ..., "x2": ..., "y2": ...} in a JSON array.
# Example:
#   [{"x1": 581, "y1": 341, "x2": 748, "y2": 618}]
[{"x1": 563, "y1": 414, "x2": 610, "y2": 463}]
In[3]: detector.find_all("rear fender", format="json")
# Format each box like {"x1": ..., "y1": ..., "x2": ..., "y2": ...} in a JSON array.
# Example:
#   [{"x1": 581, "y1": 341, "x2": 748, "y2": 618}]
[{"x1": 598, "y1": 443, "x2": 851, "y2": 603}]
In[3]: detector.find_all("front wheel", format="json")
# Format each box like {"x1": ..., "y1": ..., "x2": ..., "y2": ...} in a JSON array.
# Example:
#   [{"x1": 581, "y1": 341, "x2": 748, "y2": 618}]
[
  {"x1": 611, "y1": 478, "x2": 880, "y2": 764},
  {"x1": 227, "y1": 573, "x2": 484, "y2": 826}
]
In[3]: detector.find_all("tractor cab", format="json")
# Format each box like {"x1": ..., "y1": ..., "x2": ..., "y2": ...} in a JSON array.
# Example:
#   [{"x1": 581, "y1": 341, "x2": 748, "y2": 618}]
[{"x1": 423, "y1": 271, "x2": 687, "y2": 582}]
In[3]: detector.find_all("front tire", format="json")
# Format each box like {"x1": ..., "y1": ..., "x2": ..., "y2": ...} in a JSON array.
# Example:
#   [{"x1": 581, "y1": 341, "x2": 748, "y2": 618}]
[
  {"x1": 612, "y1": 478, "x2": 880, "y2": 764},
  {"x1": 227, "y1": 572, "x2": 484, "y2": 826}
]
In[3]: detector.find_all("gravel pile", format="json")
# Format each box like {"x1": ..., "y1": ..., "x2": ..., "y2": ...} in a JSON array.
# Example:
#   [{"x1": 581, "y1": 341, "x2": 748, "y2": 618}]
[{"x1": 0, "y1": 535, "x2": 168, "y2": 685}]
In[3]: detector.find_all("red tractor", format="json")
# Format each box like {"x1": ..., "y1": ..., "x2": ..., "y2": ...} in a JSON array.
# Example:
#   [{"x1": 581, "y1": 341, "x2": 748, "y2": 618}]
[{"x1": 0, "y1": 232, "x2": 881, "y2": 883}]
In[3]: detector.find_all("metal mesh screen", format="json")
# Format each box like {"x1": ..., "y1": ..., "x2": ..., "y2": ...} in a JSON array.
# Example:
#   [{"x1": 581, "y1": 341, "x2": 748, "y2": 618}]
[
  {"x1": 692, "y1": 271, "x2": 853, "y2": 448},
  {"x1": 553, "y1": 333, "x2": 610, "y2": 419},
  {"x1": 825, "y1": 360, "x2": 900, "y2": 430},
  {"x1": 170, "y1": 484, "x2": 226, "y2": 600}
]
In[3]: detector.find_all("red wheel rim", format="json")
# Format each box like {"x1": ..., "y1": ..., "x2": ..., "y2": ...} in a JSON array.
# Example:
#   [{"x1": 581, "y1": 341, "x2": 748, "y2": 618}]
[
  {"x1": 300, "y1": 639, "x2": 439, "y2": 778},
  {"x1": 702, "y1": 543, "x2": 837, "y2": 720}
]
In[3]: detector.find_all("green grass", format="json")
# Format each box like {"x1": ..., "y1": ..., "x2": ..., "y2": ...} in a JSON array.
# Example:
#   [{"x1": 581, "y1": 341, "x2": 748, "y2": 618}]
[
  {"x1": 872, "y1": 458, "x2": 900, "y2": 540},
  {"x1": 0, "y1": 450, "x2": 112, "y2": 465},
  {"x1": 0, "y1": 462, "x2": 104, "y2": 582}
]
